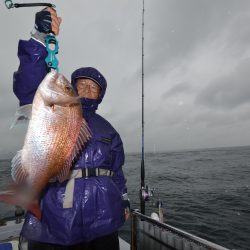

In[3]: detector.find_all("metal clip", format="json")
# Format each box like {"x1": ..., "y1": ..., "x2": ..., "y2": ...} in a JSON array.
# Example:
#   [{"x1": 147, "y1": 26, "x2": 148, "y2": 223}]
[{"x1": 5, "y1": 0, "x2": 14, "y2": 9}]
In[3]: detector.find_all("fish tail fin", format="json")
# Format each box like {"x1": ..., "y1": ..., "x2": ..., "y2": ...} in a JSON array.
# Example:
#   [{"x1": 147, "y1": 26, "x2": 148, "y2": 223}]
[
  {"x1": 0, "y1": 190, "x2": 28, "y2": 213},
  {"x1": 0, "y1": 191, "x2": 17, "y2": 205},
  {"x1": 28, "y1": 200, "x2": 42, "y2": 220},
  {"x1": 0, "y1": 190, "x2": 42, "y2": 220}
]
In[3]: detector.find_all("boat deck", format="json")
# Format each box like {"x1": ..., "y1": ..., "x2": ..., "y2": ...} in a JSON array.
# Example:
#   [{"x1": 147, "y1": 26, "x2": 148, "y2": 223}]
[
  {"x1": 0, "y1": 212, "x2": 230, "y2": 250},
  {"x1": 0, "y1": 219, "x2": 130, "y2": 250},
  {"x1": 119, "y1": 238, "x2": 130, "y2": 250},
  {"x1": 0, "y1": 238, "x2": 130, "y2": 250}
]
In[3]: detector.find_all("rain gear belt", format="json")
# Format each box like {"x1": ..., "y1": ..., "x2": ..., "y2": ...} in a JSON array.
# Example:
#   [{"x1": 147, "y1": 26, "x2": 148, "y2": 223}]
[{"x1": 63, "y1": 168, "x2": 114, "y2": 208}]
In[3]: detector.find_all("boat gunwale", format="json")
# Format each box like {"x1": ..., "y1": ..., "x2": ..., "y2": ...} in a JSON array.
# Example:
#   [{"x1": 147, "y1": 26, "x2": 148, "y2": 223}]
[{"x1": 131, "y1": 210, "x2": 230, "y2": 250}]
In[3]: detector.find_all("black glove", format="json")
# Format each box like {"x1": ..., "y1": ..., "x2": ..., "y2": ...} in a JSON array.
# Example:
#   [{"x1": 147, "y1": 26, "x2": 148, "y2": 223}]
[
  {"x1": 35, "y1": 9, "x2": 52, "y2": 34},
  {"x1": 123, "y1": 199, "x2": 130, "y2": 211},
  {"x1": 122, "y1": 194, "x2": 130, "y2": 221}
]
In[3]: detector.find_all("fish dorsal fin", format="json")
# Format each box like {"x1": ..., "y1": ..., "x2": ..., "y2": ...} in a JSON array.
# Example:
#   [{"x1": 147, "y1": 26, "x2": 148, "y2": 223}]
[
  {"x1": 11, "y1": 150, "x2": 27, "y2": 184},
  {"x1": 56, "y1": 119, "x2": 91, "y2": 183},
  {"x1": 11, "y1": 104, "x2": 32, "y2": 129}
]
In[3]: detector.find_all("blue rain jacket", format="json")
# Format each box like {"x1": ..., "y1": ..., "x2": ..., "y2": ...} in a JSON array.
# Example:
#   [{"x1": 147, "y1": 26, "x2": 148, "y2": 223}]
[{"x1": 13, "y1": 38, "x2": 127, "y2": 245}]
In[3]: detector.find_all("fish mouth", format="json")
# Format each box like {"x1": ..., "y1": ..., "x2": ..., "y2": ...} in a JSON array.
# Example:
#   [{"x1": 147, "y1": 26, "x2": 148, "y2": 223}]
[
  {"x1": 39, "y1": 71, "x2": 80, "y2": 107},
  {"x1": 46, "y1": 92, "x2": 80, "y2": 108},
  {"x1": 48, "y1": 70, "x2": 75, "y2": 93}
]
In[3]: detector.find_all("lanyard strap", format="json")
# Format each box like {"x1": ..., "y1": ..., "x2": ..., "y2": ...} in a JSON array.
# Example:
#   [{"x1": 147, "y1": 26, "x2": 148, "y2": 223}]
[{"x1": 5, "y1": 0, "x2": 55, "y2": 9}]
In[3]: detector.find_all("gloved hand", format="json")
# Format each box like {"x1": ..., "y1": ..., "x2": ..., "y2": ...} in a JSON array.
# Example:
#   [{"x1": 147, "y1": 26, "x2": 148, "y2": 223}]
[
  {"x1": 122, "y1": 194, "x2": 130, "y2": 221},
  {"x1": 34, "y1": 7, "x2": 62, "y2": 35}
]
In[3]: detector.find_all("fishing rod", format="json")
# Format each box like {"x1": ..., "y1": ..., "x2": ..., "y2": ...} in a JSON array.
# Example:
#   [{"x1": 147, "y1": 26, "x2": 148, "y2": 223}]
[
  {"x1": 4, "y1": 0, "x2": 59, "y2": 71},
  {"x1": 140, "y1": 0, "x2": 146, "y2": 215},
  {"x1": 139, "y1": 0, "x2": 164, "y2": 221},
  {"x1": 140, "y1": 0, "x2": 154, "y2": 215}
]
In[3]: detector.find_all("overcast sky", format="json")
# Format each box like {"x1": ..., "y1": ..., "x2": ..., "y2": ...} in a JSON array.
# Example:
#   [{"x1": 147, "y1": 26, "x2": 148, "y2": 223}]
[{"x1": 1, "y1": 0, "x2": 250, "y2": 155}]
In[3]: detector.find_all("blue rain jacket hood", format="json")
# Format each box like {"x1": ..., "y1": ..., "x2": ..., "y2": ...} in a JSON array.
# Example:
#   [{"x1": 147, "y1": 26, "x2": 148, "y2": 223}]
[
  {"x1": 71, "y1": 67, "x2": 107, "y2": 105},
  {"x1": 13, "y1": 38, "x2": 127, "y2": 245},
  {"x1": 71, "y1": 67, "x2": 107, "y2": 117}
]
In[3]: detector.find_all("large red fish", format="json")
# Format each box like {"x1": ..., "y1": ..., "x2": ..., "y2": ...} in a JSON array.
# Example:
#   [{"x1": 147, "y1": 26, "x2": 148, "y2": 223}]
[{"x1": 0, "y1": 70, "x2": 91, "y2": 219}]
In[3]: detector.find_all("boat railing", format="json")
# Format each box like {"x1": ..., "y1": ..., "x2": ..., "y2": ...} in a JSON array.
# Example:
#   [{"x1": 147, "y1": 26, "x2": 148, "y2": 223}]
[{"x1": 130, "y1": 210, "x2": 230, "y2": 250}]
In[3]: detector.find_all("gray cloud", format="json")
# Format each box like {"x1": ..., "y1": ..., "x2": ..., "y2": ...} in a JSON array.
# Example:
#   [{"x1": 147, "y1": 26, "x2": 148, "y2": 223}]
[
  {"x1": 196, "y1": 58, "x2": 250, "y2": 109},
  {"x1": 144, "y1": 0, "x2": 250, "y2": 77},
  {"x1": 193, "y1": 111, "x2": 237, "y2": 128},
  {"x1": 1, "y1": 0, "x2": 250, "y2": 153},
  {"x1": 162, "y1": 82, "x2": 191, "y2": 99}
]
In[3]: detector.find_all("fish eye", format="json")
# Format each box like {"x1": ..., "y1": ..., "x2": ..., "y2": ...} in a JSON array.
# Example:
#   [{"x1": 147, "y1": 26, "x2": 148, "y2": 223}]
[{"x1": 64, "y1": 86, "x2": 72, "y2": 92}]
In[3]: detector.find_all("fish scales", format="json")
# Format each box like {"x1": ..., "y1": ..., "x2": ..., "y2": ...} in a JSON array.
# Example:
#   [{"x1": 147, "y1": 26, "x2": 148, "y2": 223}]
[
  {"x1": 22, "y1": 73, "x2": 88, "y2": 191},
  {"x1": 0, "y1": 70, "x2": 91, "y2": 219}
]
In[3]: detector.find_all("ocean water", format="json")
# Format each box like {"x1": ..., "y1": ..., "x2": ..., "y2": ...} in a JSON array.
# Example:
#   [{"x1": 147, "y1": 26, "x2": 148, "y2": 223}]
[
  {"x1": 120, "y1": 146, "x2": 250, "y2": 250},
  {"x1": 0, "y1": 146, "x2": 250, "y2": 249}
]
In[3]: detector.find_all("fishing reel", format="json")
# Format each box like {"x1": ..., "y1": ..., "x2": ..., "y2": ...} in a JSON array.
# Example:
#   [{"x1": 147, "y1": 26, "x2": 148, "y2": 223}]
[
  {"x1": 141, "y1": 185, "x2": 154, "y2": 201},
  {"x1": 15, "y1": 206, "x2": 24, "y2": 224}
]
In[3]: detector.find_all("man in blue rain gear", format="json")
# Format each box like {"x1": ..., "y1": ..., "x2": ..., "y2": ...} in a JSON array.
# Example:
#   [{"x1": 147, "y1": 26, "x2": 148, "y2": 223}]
[{"x1": 13, "y1": 8, "x2": 129, "y2": 250}]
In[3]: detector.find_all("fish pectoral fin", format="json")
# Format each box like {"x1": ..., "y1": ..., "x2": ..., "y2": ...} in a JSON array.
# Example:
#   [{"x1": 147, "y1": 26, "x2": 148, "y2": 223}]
[
  {"x1": 69, "y1": 118, "x2": 91, "y2": 164},
  {"x1": 10, "y1": 104, "x2": 32, "y2": 129},
  {"x1": 56, "y1": 119, "x2": 91, "y2": 183},
  {"x1": 11, "y1": 150, "x2": 27, "y2": 184},
  {"x1": 56, "y1": 160, "x2": 71, "y2": 183}
]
